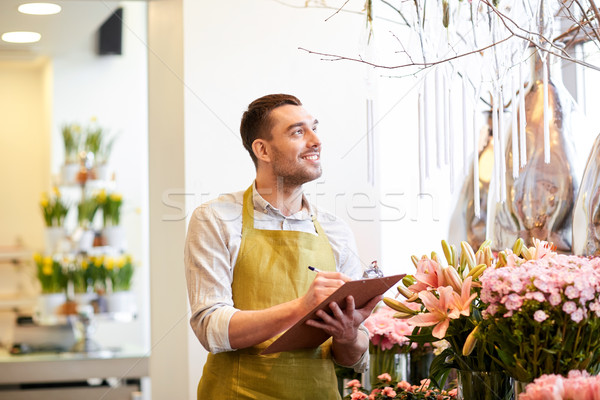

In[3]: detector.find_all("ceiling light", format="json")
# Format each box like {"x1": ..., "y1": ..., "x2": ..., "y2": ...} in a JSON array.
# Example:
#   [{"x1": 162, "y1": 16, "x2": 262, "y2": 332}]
[
  {"x1": 18, "y1": 3, "x2": 62, "y2": 15},
  {"x1": 1, "y1": 31, "x2": 42, "y2": 43}
]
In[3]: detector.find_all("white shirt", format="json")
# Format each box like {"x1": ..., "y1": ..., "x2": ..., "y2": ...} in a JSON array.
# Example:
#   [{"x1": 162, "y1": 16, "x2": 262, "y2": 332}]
[{"x1": 184, "y1": 184, "x2": 369, "y2": 371}]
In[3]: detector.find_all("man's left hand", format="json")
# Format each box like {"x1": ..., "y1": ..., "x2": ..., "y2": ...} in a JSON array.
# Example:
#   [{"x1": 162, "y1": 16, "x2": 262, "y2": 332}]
[{"x1": 305, "y1": 295, "x2": 381, "y2": 344}]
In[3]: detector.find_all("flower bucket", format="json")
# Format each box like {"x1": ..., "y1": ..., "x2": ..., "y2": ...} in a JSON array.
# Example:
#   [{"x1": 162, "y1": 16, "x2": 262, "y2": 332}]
[
  {"x1": 95, "y1": 163, "x2": 110, "y2": 181},
  {"x1": 36, "y1": 292, "x2": 66, "y2": 324},
  {"x1": 45, "y1": 227, "x2": 66, "y2": 254},
  {"x1": 61, "y1": 163, "x2": 80, "y2": 185},
  {"x1": 78, "y1": 229, "x2": 95, "y2": 253},
  {"x1": 103, "y1": 225, "x2": 125, "y2": 251},
  {"x1": 457, "y1": 370, "x2": 512, "y2": 400},
  {"x1": 369, "y1": 350, "x2": 408, "y2": 388},
  {"x1": 106, "y1": 290, "x2": 135, "y2": 316}
]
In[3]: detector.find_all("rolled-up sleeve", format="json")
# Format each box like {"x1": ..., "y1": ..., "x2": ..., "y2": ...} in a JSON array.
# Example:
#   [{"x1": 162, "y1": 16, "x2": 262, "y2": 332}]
[{"x1": 184, "y1": 205, "x2": 239, "y2": 353}]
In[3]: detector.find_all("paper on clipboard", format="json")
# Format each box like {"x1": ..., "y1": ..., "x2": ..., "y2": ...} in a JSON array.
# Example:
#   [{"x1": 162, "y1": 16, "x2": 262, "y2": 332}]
[{"x1": 261, "y1": 273, "x2": 405, "y2": 355}]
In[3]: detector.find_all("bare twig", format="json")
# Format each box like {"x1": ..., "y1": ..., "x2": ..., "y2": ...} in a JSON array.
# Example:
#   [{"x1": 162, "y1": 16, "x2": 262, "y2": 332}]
[{"x1": 325, "y1": 0, "x2": 351, "y2": 21}]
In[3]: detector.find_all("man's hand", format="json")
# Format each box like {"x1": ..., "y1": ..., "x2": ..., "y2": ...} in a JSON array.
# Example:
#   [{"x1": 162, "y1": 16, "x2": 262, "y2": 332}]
[
  {"x1": 305, "y1": 295, "x2": 381, "y2": 343},
  {"x1": 299, "y1": 271, "x2": 351, "y2": 314},
  {"x1": 305, "y1": 294, "x2": 382, "y2": 367}
]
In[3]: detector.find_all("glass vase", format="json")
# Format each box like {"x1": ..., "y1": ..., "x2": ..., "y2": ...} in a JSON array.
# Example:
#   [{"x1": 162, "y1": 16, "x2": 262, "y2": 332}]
[
  {"x1": 457, "y1": 370, "x2": 512, "y2": 400},
  {"x1": 409, "y1": 346, "x2": 434, "y2": 384},
  {"x1": 488, "y1": 50, "x2": 581, "y2": 252},
  {"x1": 369, "y1": 348, "x2": 408, "y2": 387},
  {"x1": 572, "y1": 132, "x2": 600, "y2": 256}
]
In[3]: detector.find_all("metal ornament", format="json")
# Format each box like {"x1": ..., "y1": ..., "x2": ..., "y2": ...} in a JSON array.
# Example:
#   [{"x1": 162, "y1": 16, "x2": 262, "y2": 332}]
[
  {"x1": 488, "y1": 53, "x2": 579, "y2": 252},
  {"x1": 572, "y1": 134, "x2": 600, "y2": 256}
]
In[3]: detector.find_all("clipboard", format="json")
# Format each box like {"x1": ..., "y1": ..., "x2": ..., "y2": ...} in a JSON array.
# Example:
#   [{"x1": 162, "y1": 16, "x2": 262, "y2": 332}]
[{"x1": 261, "y1": 273, "x2": 405, "y2": 355}]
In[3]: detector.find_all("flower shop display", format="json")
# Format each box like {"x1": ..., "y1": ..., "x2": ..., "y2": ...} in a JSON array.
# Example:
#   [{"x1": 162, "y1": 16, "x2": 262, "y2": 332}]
[
  {"x1": 480, "y1": 239, "x2": 600, "y2": 384},
  {"x1": 343, "y1": 375, "x2": 457, "y2": 400},
  {"x1": 383, "y1": 239, "x2": 511, "y2": 398},
  {"x1": 518, "y1": 370, "x2": 600, "y2": 400},
  {"x1": 364, "y1": 304, "x2": 414, "y2": 385},
  {"x1": 96, "y1": 189, "x2": 125, "y2": 250}
]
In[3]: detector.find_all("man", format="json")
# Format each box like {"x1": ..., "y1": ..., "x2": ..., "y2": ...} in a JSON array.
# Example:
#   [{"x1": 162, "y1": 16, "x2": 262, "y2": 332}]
[{"x1": 185, "y1": 94, "x2": 381, "y2": 399}]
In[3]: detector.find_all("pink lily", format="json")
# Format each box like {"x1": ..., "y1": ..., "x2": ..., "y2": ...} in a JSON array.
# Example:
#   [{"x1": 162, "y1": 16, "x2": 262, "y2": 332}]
[
  {"x1": 451, "y1": 276, "x2": 477, "y2": 317},
  {"x1": 408, "y1": 286, "x2": 457, "y2": 339},
  {"x1": 409, "y1": 257, "x2": 447, "y2": 293}
]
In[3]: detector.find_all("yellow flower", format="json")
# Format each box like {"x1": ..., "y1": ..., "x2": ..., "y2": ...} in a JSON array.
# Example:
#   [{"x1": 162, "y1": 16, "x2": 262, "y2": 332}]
[
  {"x1": 81, "y1": 260, "x2": 89, "y2": 270},
  {"x1": 33, "y1": 253, "x2": 42, "y2": 264},
  {"x1": 116, "y1": 257, "x2": 125, "y2": 268},
  {"x1": 105, "y1": 257, "x2": 115, "y2": 270},
  {"x1": 42, "y1": 264, "x2": 53, "y2": 275},
  {"x1": 90, "y1": 116, "x2": 97, "y2": 123},
  {"x1": 109, "y1": 193, "x2": 122, "y2": 202},
  {"x1": 94, "y1": 256, "x2": 103, "y2": 267},
  {"x1": 40, "y1": 198, "x2": 49, "y2": 208},
  {"x1": 97, "y1": 189, "x2": 107, "y2": 204},
  {"x1": 52, "y1": 186, "x2": 61, "y2": 198},
  {"x1": 124, "y1": 254, "x2": 132, "y2": 264},
  {"x1": 43, "y1": 256, "x2": 53, "y2": 267}
]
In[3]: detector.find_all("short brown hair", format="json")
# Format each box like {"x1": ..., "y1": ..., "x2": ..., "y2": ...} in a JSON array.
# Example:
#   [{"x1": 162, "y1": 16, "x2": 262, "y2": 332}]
[{"x1": 240, "y1": 94, "x2": 302, "y2": 166}]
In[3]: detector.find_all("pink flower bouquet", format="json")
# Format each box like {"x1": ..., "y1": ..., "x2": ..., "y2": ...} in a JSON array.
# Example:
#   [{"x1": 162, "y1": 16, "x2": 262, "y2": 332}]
[
  {"x1": 364, "y1": 305, "x2": 414, "y2": 384},
  {"x1": 384, "y1": 240, "x2": 505, "y2": 388},
  {"x1": 480, "y1": 239, "x2": 600, "y2": 382},
  {"x1": 518, "y1": 370, "x2": 600, "y2": 400}
]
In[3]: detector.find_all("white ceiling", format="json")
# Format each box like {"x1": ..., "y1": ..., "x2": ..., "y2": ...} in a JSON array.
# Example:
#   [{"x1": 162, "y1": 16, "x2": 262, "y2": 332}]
[{"x1": 0, "y1": 0, "x2": 122, "y2": 60}]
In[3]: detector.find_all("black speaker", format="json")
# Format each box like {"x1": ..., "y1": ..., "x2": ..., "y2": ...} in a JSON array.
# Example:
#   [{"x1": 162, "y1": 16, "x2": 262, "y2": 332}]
[{"x1": 98, "y1": 8, "x2": 123, "y2": 55}]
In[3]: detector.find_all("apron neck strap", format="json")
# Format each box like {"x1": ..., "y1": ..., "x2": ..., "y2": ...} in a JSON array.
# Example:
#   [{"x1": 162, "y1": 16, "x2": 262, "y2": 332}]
[{"x1": 242, "y1": 184, "x2": 326, "y2": 236}]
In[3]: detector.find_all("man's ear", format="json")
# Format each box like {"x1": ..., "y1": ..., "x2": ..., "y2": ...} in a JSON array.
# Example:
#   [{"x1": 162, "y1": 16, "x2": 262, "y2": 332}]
[{"x1": 252, "y1": 139, "x2": 271, "y2": 163}]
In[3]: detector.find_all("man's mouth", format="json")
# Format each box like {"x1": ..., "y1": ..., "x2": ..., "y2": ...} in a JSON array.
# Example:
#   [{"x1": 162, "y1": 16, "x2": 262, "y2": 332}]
[{"x1": 301, "y1": 153, "x2": 319, "y2": 161}]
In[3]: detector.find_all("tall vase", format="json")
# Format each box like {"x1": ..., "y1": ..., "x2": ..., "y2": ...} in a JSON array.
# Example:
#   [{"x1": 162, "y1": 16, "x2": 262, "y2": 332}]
[
  {"x1": 488, "y1": 51, "x2": 580, "y2": 252},
  {"x1": 457, "y1": 370, "x2": 512, "y2": 400},
  {"x1": 369, "y1": 347, "x2": 408, "y2": 387},
  {"x1": 408, "y1": 345, "x2": 435, "y2": 385},
  {"x1": 572, "y1": 133, "x2": 600, "y2": 256}
]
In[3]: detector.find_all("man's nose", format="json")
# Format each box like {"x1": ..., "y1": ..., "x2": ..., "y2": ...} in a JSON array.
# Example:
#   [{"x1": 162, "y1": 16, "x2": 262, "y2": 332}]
[{"x1": 306, "y1": 129, "x2": 321, "y2": 148}]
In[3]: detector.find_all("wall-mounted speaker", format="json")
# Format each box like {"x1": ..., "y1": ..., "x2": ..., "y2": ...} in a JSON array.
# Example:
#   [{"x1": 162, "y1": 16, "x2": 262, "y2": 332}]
[{"x1": 98, "y1": 8, "x2": 123, "y2": 55}]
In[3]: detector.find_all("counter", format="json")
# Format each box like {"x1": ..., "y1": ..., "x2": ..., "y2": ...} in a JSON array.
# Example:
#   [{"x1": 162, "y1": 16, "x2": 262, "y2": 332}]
[{"x1": 0, "y1": 348, "x2": 149, "y2": 399}]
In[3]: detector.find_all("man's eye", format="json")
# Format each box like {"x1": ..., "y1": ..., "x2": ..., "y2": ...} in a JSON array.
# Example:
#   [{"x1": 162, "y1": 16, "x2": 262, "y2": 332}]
[{"x1": 293, "y1": 129, "x2": 303, "y2": 135}]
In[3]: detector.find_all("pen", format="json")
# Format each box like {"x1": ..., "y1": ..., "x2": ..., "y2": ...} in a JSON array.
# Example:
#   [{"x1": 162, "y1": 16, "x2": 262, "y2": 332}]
[{"x1": 308, "y1": 266, "x2": 321, "y2": 273}]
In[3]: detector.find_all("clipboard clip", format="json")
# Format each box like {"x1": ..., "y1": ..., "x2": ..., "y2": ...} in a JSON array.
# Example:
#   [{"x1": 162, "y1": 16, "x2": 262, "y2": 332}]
[{"x1": 362, "y1": 260, "x2": 384, "y2": 279}]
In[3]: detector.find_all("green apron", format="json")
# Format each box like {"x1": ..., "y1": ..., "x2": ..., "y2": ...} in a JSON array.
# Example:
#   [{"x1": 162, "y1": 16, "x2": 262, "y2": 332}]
[{"x1": 197, "y1": 186, "x2": 341, "y2": 399}]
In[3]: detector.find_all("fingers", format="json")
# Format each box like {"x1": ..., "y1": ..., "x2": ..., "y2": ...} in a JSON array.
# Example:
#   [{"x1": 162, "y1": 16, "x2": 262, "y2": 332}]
[{"x1": 315, "y1": 271, "x2": 352, "y2": 283}]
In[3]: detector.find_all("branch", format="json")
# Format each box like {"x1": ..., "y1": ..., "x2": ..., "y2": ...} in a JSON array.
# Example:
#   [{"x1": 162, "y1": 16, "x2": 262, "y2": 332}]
[{"x1": 298, "y1": 34, "x2": 515, "y2": 69}]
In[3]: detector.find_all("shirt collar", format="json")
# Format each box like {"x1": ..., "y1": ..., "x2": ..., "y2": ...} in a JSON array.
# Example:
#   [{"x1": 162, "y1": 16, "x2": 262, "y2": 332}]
[{"x1": 252, "y1": 181, "x2": 313, "y2": 219}]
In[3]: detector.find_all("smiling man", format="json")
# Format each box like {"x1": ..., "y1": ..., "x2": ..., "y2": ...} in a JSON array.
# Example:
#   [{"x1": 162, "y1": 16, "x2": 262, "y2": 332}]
[{"x1": 184, "y1": 94, "x2": 381, "y2": 399}]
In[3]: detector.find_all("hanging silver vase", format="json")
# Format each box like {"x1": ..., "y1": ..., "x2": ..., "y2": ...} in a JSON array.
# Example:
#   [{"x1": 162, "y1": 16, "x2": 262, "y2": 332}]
[
  {"x1": 449, "y1": 112, "x2": 494, "y2": 250},
  {"x1": 488, "y1": 52, "x2": 579, "y2": 252},
  {"x1": 572, "y1": 134, "x2": 600, "y2": 256}
]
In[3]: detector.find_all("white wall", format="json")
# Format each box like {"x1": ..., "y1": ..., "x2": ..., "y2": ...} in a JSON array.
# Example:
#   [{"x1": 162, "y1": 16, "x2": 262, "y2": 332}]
[{"x1": 182, "y1": 0, "x2": 382, "y2": 396}]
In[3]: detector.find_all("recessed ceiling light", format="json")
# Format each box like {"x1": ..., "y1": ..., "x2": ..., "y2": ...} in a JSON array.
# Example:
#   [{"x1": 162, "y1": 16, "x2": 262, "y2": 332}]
[
  {"x1": 1, "y1": 31, "x2": 42, "y2": 44},
  {"x1": 18, "y1": 3, "x2": 62, "y2": 15}
]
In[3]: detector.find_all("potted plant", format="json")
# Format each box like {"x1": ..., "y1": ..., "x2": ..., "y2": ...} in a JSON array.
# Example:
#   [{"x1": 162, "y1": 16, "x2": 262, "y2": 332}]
[
  {"x1": 85, "y1": 118, "x2": 116, "y2": 180},
  {"x1": 60, "y1": 123, "x2": 82, "y2": 184},
  {"x1": 97, "y1": 190, "x2": 124, "y2": 250},
  {"x1": 76, "y1": 195, "x2": 99, "y2": 252},
  {"x1": 33, "y1": 253, "x2": 68, "y2": 323},
  {"x1": 104, "y1": 255, "x2": 135, "y2": 315},
  {"x1": 39, "y1": 187, "x2": 69, "y2": 253}
]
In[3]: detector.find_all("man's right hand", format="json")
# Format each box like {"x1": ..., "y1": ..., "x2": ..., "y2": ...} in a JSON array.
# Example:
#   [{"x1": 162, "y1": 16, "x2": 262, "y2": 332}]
[{"x1": 299, "y1": 271, "x2": 351, "y2": 314}]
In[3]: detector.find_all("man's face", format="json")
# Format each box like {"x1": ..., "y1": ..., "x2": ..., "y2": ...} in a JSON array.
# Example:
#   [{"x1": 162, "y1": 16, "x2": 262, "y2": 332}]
[{"x1": 265, "y1": 104, "x2": 322, "y2": 186}]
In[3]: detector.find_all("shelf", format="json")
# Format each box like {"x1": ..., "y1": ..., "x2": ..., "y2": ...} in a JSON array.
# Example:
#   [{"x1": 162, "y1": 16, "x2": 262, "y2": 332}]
[
  {"x1": 0, "y1": 249, "x2": 31, "y2": 264},
  {"x1": 0, "y1": 297, "x2": 37, "y2": 311}
]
